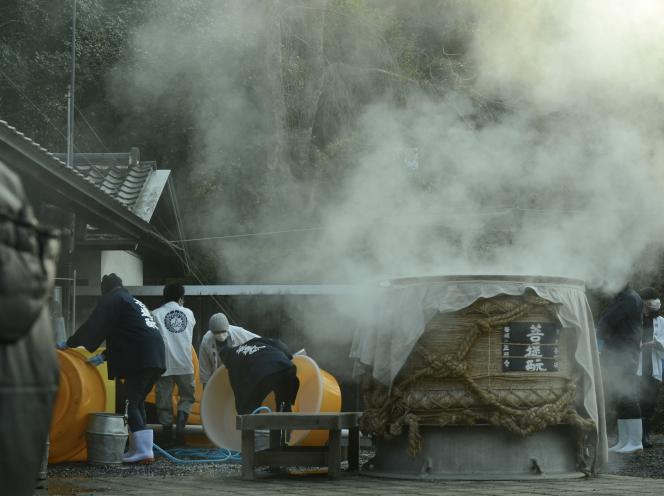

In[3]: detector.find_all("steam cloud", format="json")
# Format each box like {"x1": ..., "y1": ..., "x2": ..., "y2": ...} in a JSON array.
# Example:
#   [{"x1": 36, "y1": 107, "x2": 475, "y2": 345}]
[{"x1": 112, "y1": 0, "x2": 664, "y2": 292}]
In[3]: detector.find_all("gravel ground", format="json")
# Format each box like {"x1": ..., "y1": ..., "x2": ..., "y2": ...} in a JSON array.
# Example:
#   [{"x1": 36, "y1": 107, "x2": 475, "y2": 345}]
[
  {"x1": 46, "y1": 448, "x2": 375, "y2": 479},
  {"x1": 604, "y1": 433, "x2": 664, "y2": 478},
  {"x1": 47, "y1": 436, "x2": 664, "y2": 480}
]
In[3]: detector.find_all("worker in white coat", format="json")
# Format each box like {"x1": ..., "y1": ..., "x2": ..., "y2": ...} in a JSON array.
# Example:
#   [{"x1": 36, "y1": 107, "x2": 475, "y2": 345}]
[
  {"x1": 637, "y1": 287, "x2": 664, "y2": 448},
  {"x1": 152, "y1": 283, "x2": 196, "y2": 447},
  {"x1": 198, "y1": 313, "x2": 260, "y2": 387}
]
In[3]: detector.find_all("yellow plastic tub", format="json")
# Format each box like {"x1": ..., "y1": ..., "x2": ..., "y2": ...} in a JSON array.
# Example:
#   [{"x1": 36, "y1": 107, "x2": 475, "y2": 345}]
[
  {"x1": 289, "y1": 355, "x2": 342, "y2": 446},
  {"x1": 201, "y1": 354, "x2": 341, "y2": 451},
  {"x1": 49, "y1": 349, "x2": 113, "y2": 463}
]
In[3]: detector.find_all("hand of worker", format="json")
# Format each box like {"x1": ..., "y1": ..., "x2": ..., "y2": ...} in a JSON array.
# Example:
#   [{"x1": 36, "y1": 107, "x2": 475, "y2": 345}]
[
  {"x1": 55, "y1": 340, "x2": 68, "y2": 350},
  {"x1": 87, "y1": 354, "x2": 105, "y2": 366}
]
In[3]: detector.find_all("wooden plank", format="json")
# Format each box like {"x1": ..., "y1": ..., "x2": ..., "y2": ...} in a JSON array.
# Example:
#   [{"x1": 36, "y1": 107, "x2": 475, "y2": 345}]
[
  {"x1": 237, "y1": 412, "x2": 361, "y2": 430},
  {"x1": 257, "y1": 446, "x2": 328, "y2": 453},
  {"x1": 268, "y1": 429, "x2": 282, "y2": 471},
  {"x1": 241, "y1": 429, "x2": 255, "y2": 481},
  {"x1": 269, "y1": 429, "x2": 282, "y2": 449},
  {"x1": 254, "y1": 450, "x2": 327, "y2": 467},
  {"x1": 327, "y1": 429, "x2": 341, "y2": 480},
  {"x1": 347, "y1": 426, "x2": 360, "y2": 472}
]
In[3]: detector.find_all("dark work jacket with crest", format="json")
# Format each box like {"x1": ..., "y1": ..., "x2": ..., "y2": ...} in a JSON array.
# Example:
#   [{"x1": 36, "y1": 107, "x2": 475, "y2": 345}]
[
  {"x1": 217, "y1": 337, "x2": 294, "y2": 412},
  {"x1": 67, "y1": 287, "x2": 165, "y2": 379}
]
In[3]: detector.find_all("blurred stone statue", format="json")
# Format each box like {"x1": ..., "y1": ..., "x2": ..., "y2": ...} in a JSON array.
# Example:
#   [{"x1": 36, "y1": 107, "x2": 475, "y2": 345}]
[{"x1": 0, "y1": 160, "x2": 60, "y2": 495}]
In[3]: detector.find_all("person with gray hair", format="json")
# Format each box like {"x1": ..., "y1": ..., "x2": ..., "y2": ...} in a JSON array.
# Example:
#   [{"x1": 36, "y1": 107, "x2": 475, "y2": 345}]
[{"x1": 198, "y1": 313, "x2": 260, "y2": 387}]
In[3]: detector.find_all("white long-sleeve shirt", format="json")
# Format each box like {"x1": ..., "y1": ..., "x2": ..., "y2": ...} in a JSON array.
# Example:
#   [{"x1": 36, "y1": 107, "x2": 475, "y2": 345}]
[
  {"x1": 637, "y1": 315, "x2": 664, "y2": 381},
  {"x1": 198, "y1": 325, "x2": 260, "y2": 385},
  {"x1": 152, "y1": 301, "x2": 196, "y2": 376}
]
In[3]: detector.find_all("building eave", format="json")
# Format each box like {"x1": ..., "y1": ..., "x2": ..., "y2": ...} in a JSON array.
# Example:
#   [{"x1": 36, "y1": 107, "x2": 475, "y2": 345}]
[{"x1": 0, "y1": 121, "x2": 169, "y2": 251}]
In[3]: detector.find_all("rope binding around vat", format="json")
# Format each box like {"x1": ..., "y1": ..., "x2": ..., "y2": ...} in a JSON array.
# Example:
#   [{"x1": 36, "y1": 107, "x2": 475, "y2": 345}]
[{"x1": 360, "y1": 293, "x2": 596, "y2": 462}]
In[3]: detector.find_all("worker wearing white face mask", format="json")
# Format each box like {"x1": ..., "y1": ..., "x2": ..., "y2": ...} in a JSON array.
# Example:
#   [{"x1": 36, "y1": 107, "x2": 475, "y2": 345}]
[{"x1": 198, "y1": 313, "x2": 260, "y2": 387}]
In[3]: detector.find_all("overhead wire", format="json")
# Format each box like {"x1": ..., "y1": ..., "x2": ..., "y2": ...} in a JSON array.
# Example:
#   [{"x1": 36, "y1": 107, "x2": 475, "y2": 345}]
[
  {"x1": 162, "y1": 184, "x2": 239, "y2": 324},
  {"x1": 59, "y1": 112, "x2": 233, "y2": 320},
  {"x1": 0, "y1": 66, "x2": 115, "y2": 178},
  {"x1": 0, "y1": 56, "x2": 136, "y2": 177},
  {"x1": 172, "y1": 226, "x2": 325, "y2": 243},
  {"x1": 0, "y1": 66, "x2": 193, "y2": 283},
  {"x1": 166, "y1": 176, "x2": 193, "y2": 271},
  {"x1": 167, "y1": 205, "x2": 589, "y2": 243}
]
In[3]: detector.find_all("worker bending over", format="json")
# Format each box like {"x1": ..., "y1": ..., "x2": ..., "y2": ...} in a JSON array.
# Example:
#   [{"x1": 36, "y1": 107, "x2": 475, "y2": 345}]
[{"x1": 217, "y1": 334, "x2": 300, "y2": 414}]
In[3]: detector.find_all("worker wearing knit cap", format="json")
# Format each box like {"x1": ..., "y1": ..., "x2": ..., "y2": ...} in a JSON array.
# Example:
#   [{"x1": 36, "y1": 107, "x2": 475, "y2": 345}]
[{"x1": 60, "y1": 273, "x2": 165, "y2": 464}]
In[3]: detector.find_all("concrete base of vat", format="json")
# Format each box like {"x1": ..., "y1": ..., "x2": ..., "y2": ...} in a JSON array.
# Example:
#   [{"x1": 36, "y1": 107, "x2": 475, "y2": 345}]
[{"x1": 362, "y1": 425, "x2": 585, "y2": 480}]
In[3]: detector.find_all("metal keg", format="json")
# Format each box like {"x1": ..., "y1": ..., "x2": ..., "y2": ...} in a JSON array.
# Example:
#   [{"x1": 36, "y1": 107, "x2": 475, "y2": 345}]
[{"x1": 86, "y1": 413, "x2": 128, "y2": 464}]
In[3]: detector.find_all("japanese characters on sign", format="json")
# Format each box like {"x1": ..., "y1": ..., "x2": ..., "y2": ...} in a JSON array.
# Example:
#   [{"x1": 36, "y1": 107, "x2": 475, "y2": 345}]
[{"x1": 501, "y1": 322, "x2": 560, "y2": 372}]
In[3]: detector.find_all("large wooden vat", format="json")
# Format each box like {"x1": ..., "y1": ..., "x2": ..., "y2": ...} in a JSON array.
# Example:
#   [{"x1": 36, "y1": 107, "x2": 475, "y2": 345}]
[{"x1": 360, "y1": 276, "x2": 596, "y2": 479}]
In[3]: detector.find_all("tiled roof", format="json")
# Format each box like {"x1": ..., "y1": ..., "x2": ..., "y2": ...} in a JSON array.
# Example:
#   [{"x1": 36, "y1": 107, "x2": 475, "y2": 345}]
[
  {"x1": 53, "y1": 152, "x2": 156, "y2": 211},
  {"x1": 0, "y1": 119, "x2": 157, "y2": 216},
  {"x1": 0, "y1": 119, "x2": 177, "y2": 250}
]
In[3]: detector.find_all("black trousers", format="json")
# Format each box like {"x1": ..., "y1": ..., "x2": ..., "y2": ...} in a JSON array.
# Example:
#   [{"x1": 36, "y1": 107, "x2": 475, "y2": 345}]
[
  {"x1": 239, "y1": 367, "x2": 300, "y2": 415},
  {"x1": 640, "y1": 375, "x2": 661, "y2": 420},
  {"x1": 602, "y1": 349, "x2": 641, "y2": 419},
  {"x1": 124, "y1": 368, "x2": 163, "y2": 432}
]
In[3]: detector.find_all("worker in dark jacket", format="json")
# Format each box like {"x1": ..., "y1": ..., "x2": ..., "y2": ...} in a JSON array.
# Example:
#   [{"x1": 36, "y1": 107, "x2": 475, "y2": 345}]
[
  {"x1": 636, "y1": 287, "x2": 664, "y2": 448},
  {"x1": 59, "y1": 273, "x2": 165, "y2": 463},
  {"x1": 217, "y1": 336, "x2": 299, "y2": 414},
  {"x1": 0, "y1": 161, "x2": 59, "y2": 496},
  {"x1": 597, "y1": 284, "x2": 644, "y2": 454}
]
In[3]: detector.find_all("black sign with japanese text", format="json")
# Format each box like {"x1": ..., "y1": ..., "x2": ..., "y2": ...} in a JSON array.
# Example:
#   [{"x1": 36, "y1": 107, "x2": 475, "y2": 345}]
[{"x1": 501, "y1": 322, "x2": 560, "y2": 373}]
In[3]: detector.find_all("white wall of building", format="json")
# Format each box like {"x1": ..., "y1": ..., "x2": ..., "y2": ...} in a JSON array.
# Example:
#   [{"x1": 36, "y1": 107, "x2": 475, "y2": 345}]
[{"x1": 100, "y1": 250, "x2": 143, "y2": 286}]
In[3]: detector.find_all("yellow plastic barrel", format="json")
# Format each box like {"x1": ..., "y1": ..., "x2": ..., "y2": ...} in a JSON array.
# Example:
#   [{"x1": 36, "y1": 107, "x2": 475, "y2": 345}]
[
  {"x1": 145, "y1": 349, "x2": 203, "y2": 424},
  {"x1": 49, "y1": 349, "x2": 112, "y2": 463},
  {"x1": 200, "y1": 354, "x2": 341, "y2": 451}
]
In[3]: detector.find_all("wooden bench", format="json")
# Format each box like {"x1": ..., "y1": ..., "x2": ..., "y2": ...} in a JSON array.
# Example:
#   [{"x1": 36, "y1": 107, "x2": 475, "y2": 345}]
[{"x1": 236, "y1": 412, "x2": 361, "y2": 480}]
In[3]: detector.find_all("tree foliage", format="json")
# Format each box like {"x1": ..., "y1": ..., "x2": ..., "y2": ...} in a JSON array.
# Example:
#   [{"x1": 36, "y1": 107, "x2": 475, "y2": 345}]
[{"x1": 0, "y1": 0, "x2": 479, "y2": 280}]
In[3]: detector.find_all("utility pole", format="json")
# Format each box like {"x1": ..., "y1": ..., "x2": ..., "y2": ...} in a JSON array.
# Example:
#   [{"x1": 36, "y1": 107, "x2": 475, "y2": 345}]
[
  {"x1": 66, "y1": 0, "x2": 76, "y2": 167},
  {"x1": 66, "y1": 0, "x2": 77, "y2": 335}
]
